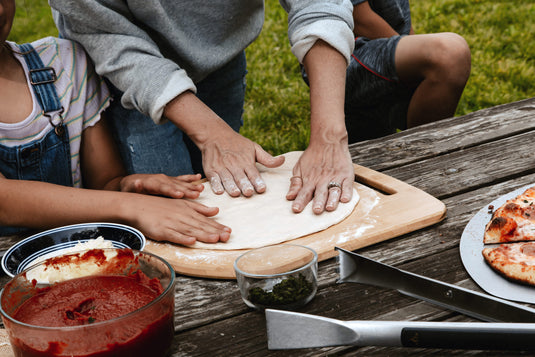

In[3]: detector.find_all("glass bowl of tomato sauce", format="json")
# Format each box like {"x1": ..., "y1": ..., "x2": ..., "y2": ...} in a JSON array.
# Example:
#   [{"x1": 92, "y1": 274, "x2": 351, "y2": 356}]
[{"x1": 0, "y1": 248, "x2": 175, "y2": 357}]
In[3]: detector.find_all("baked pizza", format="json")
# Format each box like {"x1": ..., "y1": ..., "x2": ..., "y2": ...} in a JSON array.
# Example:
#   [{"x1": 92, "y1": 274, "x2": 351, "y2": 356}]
[
  {"x1": 482, "y1": 186, "x2": 535, "y2": 286},
  {"x1": 482, "y1": 242, "x2": 535, "y2": 286},
  {"x1": 484, "y1": 186, "x2": 535, "y2": 244}
]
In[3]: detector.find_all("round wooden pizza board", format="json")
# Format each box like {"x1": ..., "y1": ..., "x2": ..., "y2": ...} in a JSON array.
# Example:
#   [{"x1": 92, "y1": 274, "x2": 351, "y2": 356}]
[{"x1": 144, "y1": 164, "x2": 446, "y2": 279}]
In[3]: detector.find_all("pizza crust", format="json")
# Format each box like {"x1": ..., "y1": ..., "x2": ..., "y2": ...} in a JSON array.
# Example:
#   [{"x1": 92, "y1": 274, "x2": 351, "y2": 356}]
[
  {"x1": 189, "y1": 151, "x2": 360, "y2": 250},
  {"x1": 482, "y1": 186, "x2": 535, "y2": 287},
  {"x1": 482, "y1": 242, "x2": 535, "y2": 286}
]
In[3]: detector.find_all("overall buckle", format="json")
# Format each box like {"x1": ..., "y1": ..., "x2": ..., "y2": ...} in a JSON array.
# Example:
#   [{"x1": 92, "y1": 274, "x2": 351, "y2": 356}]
[{"x1": 29, "y1": 67, "x2": 57, "y2": 85}]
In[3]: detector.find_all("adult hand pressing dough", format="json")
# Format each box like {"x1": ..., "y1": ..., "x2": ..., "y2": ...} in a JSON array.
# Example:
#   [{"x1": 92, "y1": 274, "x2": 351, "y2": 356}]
[{"x1": 190, "y1": 151, "x2": 360, "y2": 250}]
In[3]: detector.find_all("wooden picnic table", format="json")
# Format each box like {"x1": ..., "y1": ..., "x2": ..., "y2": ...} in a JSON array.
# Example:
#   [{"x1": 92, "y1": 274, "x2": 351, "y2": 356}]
[{"x1": 2, "y1": 97, "x2": 535, "y2": 356}]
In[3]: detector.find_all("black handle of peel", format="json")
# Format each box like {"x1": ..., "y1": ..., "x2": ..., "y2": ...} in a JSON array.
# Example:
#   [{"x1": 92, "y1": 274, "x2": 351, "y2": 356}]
[{"x1": 401, "y1": 327, "x2": 535, "y2": 350}]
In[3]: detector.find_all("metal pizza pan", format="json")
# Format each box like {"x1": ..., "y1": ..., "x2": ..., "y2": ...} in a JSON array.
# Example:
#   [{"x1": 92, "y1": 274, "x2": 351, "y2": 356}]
[{"x1": 459, "y1": 183, "x2": 535, "y2": 304}]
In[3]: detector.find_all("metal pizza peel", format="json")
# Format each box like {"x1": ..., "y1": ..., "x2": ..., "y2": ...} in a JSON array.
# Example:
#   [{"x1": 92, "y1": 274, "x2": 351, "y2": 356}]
[
  {"x1": 267, "y1": 248, "x2": 535, "y2": 350},
  {"x1": 267, "y1": 310, "x2": 535, "y2": 350},
  {"x1": 459, "y1": 183, "x2": 535, "y2": 304}
]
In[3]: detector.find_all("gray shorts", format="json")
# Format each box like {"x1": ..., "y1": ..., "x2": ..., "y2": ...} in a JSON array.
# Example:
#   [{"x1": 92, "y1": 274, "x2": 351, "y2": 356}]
[
  {"x1": 302, "y1": 35, "x2": 414, "y2": 143},
  {"x1": 345, "y1": 34, "x2": 414, "y2": 142}
]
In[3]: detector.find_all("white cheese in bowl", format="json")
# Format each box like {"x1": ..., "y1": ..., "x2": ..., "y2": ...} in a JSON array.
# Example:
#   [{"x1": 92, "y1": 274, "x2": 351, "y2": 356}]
[{"x1": 26, "y1": 237, "x2": 116, "y2": 283}]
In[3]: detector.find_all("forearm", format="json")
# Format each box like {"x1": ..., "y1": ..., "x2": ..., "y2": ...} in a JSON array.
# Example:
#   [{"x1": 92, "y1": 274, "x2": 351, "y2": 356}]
[
  {"x1": 288, "y1": 41, "x2": 354, "y2": 214},
  {"x1": 163, "y1": 91, "x2": 234, "y2": 150},
  {"x1": 303, "y1": 40, "x2": 348, "y2": 145},
  {"x1": 0, "y1": 180, "x2": 131, "y2": 229}
]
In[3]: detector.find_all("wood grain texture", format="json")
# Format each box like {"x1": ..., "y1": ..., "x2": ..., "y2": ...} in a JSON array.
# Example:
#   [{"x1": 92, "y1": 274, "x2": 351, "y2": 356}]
[
  {"x1": 3, "y1": 99, "x2": 535, "y2": 356},
  {"x1": 349, "y1": 97, "x2": 535, "y2": 172},
  {"x1": 166, "y1": 99, "x2": 535, "y2": 356}
]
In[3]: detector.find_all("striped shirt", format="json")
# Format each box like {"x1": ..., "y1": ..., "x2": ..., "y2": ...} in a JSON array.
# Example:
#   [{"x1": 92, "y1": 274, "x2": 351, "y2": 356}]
[{"x1": 1, "y1": 37, "x2": 111, "y2": 187}]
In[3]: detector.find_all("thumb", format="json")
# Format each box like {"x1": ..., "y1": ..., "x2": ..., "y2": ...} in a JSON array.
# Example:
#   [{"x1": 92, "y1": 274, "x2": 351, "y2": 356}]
[{"x1": 255, "y1": 145, "x2": 285, "y2": 168}]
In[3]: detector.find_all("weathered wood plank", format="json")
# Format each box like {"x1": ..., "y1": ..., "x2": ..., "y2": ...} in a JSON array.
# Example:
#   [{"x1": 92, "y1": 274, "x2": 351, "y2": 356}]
[
  {"x1": 0, "y1": 232, "x2": 34, "y2": 252},
  {"x1": 381, "y1": 130, "x2": 535, "y2": 198},
  {"x1": 173, "y1": 276, "x2": 248, "y2": 331},
  {"x1": 170, "y1": 247, "x2": 533, "y2": 356},
  {"x1": 5, "y1": 100, "x2": 535, "y2": 356},
  {"x1": 349, "y1": 97, "x2": 535, "y2": 171},
  {"x1": 117, "y1": 97, "x2": 535, "y2": 356},
  {"x1": 170, "y1": 173, "x2": 535, "y2": 335}
]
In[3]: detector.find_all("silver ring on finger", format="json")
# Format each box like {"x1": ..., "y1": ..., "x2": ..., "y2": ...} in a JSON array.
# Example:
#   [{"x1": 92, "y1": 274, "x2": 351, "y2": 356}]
[{"x1": 327, "y1": 181, "x2": 342, "y2": 190}]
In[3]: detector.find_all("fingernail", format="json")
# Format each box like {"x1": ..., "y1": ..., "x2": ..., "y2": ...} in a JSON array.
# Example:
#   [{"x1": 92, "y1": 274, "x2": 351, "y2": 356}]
[
  {"x1": 239, "y1": 179, "x2": 254, "y2": 196},
  {"x1": 255, "y1": 177, "x2": 266, "y2": 190},
  {"x1": 210, "y1": 178, "x2": 223, "y2": 193},
  {"x1": 231, "y1": 188, "x2": 241, "y2": 196}
]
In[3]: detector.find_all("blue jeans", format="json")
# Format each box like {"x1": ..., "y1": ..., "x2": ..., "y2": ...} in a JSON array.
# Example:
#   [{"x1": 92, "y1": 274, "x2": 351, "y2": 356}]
[
  {"x1": 107, "y1": 51, "x2": 247, "y2": 176},
  {"x1": 0, "y1": 127, "x2": 72, "y2": 236}
]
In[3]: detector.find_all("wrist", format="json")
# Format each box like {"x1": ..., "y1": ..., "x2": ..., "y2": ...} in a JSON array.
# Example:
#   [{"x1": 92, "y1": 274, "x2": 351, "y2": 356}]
[
  {"x1": 112, "y1": 192, "x2": 141, "y2": 226},
  {"x1": 164, "y1": 92, "x2": 229, "y2": 149},
  {"x1": 309, "y1": 122, "x2": 348, "y2": 146}
]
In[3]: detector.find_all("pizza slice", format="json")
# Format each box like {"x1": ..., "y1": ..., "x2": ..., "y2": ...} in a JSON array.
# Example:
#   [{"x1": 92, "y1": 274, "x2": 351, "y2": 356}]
[
  {"x1": 484, "y1": 186, "x2": 535, "y2": 244},
  {"x1": 482, "y1": 242, "x2": 535, "y2": 286}
]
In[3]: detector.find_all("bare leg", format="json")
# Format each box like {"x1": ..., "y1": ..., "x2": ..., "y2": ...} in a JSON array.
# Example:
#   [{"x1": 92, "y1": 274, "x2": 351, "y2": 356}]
[{"x1": 395, "y1": 33, "x2": 471, "y2": 128}]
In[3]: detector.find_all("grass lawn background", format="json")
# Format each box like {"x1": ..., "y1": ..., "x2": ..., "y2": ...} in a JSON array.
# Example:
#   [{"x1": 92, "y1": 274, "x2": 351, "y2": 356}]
[{"x1": 9, "y1": 0, "x2": 535, "y2": 156}]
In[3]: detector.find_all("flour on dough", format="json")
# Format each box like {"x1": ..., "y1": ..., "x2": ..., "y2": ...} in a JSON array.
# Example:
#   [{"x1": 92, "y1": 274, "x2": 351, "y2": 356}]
[{"x1": 189, "y1": 151, "x2": 360, "y2": 250}]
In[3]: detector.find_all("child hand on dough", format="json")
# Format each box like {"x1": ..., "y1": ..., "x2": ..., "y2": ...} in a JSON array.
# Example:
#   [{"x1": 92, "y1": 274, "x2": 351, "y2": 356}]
[{"x1": 0, "y1": 0, "x2": 230, "y2": 245}]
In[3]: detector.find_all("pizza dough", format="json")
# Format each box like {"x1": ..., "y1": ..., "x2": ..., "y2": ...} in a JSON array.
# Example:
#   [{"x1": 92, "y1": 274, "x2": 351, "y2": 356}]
[{"x1": 190, "y1": 151, "x2": 360, "y2": 250}]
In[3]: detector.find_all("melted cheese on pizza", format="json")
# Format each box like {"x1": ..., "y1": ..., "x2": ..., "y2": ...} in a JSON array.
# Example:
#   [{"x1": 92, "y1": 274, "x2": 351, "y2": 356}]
[
  {"x1": 482, "y1": 242, "x2": 535, "y2": 286},
  {"x1": 484, "y1": 187, "x2": 535, "y2": 243}
]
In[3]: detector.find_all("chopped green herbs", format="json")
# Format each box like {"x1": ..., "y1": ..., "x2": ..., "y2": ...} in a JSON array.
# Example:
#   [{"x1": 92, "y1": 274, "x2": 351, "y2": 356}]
[{"x1": 248, "y1": 274, "x2": 314, "y2": 307}]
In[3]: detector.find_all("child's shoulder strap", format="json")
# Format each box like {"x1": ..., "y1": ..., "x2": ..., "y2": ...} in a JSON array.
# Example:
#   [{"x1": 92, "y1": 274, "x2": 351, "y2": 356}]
[
  {"x1": 17, "y1": 42, "x2": 65, "y2": 136},
  {"x1": 17, "y1": 43, "x2": 63, "y2": 115}
]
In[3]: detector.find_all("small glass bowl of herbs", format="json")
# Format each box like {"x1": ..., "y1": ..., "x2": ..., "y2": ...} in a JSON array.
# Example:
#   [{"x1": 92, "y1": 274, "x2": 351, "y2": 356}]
[{"x1": 234, "y1": 244, "x2": 318, "y2": 310}]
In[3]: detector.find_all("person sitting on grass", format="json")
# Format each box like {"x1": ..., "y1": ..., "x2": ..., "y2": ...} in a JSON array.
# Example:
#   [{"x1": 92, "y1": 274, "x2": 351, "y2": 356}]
[
  {"x1": 303, "y1": 0, "x2": 471, "y2": 142},
  {"x1": 0, "y1": 0, "x2": 230, "y2": 245}
]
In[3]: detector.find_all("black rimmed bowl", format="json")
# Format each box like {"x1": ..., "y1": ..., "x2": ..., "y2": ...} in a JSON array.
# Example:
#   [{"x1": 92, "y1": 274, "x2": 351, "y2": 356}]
[{"x1": 1, "y1": 223, "x2": 145, "y2": 277}]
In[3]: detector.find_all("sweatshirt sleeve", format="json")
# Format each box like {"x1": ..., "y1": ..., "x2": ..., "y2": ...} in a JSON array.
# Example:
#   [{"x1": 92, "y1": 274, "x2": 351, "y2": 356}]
[
  {"x1": 279, "y1": 0, "x2": 355, "y2": 65},
  {"x1": 50, "y1": 1, "x2": 195, "y2": 124}
]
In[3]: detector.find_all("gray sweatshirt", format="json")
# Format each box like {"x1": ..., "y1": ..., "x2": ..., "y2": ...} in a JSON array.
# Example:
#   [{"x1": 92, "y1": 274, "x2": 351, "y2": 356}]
[{"x1": 50, "y1": 0, "x2": 354, "y2": 124}]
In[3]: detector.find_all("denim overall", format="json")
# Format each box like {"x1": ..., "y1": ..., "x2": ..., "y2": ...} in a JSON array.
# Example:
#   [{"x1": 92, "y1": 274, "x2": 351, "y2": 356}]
[{"x1": 0, "y1": 43, "x2": 70, "y2": 236}]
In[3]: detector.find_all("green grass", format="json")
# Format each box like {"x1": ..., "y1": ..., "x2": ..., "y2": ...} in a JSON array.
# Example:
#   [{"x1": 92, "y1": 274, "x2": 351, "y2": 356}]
[
  {"x1": 8, "y1": 0, "x2": 535, "y2": 156},
  {"x1": 9, "y1": 1, "x2": 58, "y2": 40},
  {"x1": 410, "y1": 0, "x2": 535, "y2": 116}
]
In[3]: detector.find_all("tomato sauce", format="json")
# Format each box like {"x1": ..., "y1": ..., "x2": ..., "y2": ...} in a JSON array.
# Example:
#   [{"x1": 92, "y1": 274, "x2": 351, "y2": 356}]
[
  {"x1": 2, "y1": 249, "x2": 175, "y2": 357},
  {"x1": 13, "y1": 272, "x2": 162, "y2": 327}
]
